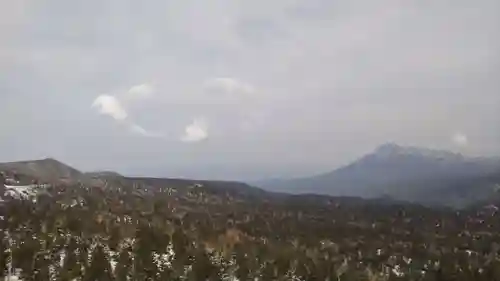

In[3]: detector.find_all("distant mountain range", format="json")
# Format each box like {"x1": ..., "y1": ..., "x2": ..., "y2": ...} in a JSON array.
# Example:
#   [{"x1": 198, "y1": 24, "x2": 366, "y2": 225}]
[
  {"x1": 253, "y1": 143, "x2": 500, "y2": 207},
  {"x1": 2, "y1": 143, "x2": 500, "y2": 208}
]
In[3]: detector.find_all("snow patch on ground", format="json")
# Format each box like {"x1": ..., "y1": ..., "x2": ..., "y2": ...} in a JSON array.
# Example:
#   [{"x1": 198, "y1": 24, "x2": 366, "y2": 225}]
[{"x1": 2, "y1": 184, "x2": 50, "y2": 202}]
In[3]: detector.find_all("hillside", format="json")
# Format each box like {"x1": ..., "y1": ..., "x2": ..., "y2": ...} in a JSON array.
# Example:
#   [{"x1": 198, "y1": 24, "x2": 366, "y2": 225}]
[
  {"x1": 3, "y1": 155, "x2": 500, "y2": 279},
  {"x1": 3, "y1": 165, "x2": 500, "y2": 280},
  {"x1": 85, "y1": 170, "x2": 123, "y2": 178},
  {"x1": 0, "y1": 158, "x2": 83, "y2": 183},
  {"x1": 103, "y1": 176, "x2": 276, "y2": 202},
  {"x1": 254, "y1": 143, "x2": 500, "y2": 207},
  {"x1": 0, "y1": 157, "x2": 270, "y2": 198}
]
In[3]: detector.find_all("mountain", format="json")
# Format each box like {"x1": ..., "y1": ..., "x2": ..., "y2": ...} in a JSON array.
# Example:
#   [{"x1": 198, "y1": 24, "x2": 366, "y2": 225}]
[
  {"x1": 0, "y1": 158, "x2": 83, "y2": 183},
  {"x1": 4, "y1": 149, "x2": 500, "y2": 208},
  {"x1": 85, "y1": 170, "x2": 124, "y2": 178},
  {"x1": 254, "y1": 143, "x2": 500, "y2": 207},
  {"x1": 0, "y1": 158, "x2": 274, "y2": 201}
]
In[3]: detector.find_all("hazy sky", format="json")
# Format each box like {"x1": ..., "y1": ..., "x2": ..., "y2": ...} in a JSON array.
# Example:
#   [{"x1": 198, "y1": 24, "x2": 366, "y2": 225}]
[{"x1": 1, "y1": 0, "x2": 499, "y2": 180}]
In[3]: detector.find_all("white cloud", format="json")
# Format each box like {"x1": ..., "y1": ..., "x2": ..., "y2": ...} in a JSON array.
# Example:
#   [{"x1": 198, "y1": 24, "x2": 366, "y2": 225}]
[
  {"x1": 125, "y1": 83, "x2": 154, "y2": 101},
  {"x1": 452, "y1": 132, "x2": 468, "y2": 147},
  {"x1": 92, "y1": 90, "x2": 164, "y2": 139},
  {"x1": 181, "y1": 118, "x2": 209, "y2": 143},
  {"x1": 129, "y1": 124, "x2": 164, "y2": 138},
  {"x1": 91, "y1": 95, "x2": 128, "y2": 120}
]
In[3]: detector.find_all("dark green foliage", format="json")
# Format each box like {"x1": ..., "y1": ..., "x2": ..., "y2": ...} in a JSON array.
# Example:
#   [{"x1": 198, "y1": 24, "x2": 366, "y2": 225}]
[
  {"x1": 0, "y1": 230, "x2": 8, "y2": 278},
  {"x1": 171, "y1": 228, "x2": 192, "y2": 271},
  {"x1": 32, "y1": 254, "x2": 51, "y2": 281},
  {"x1": 234, "y1": 244, "x2": 252, "y2": 280},
  {"x1": 114, "y1": 248, "x2": 132, "y2": 281},
  {"x1": 3, "y1": 180, "x2": 500, "y2": 280},
  {"x1": 13, "y1": 232, "x2": 39, "y2": 280},
  {"x1": 189, "y1": 248, "x2": 219, "y2": 281},
  {"x1": 58, "y1": 238, "x2": 83, "y2": 281},
  {"x1": 84, "y1": 245, "x2": 113, "y2": 281}
]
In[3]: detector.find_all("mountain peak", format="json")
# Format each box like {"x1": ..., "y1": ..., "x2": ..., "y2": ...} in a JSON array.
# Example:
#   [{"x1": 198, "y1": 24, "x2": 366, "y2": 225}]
[
  {"x1": 373, "y1": 143, "x2": 464, "y2": 160},
  {"x1": 36, "y1": 157, "x2": 63, "y2": 164},
  {"x1": 0, "y1": 158, "x2": 82, "y2": 182},
  {"x1": 374, "y1": 142, "x2": 403, "y2": 155}
]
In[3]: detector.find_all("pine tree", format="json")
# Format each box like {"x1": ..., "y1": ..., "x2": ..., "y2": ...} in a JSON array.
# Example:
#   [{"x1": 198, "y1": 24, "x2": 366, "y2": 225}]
[
  {"x1": 189, "y1": 248, "x2": 219, "y2": 281},
  {"x1": 108, "y1": 224, "x2": 122, "y2": 252},
  {"x1": 234, "y1": 244, "x2": 251, "y2": 281},
  {"x1": 132, "y1": 224, "x2": 157, "y2": 280},
  {"x1": 84, "y1": 245, "x2": 114, "y2": 281},
  {"x1": 15, "y1": 231, "x2": 40, "y2": 280},
  {"x1": 33, "y1": 253, "x2": 51, "y2": 281},
  {"x1": 0, "y1": 230, "x2": 9, "y2": 278},
  {"x1": 58, "y1": 238, "x2": 83, "y2": 281},
  {"x1": 114, "y1": 248, "x2": 132, "y2": 281},
  {"x1": 172, "y1": 228, "x2": 190, "y2": 265}
]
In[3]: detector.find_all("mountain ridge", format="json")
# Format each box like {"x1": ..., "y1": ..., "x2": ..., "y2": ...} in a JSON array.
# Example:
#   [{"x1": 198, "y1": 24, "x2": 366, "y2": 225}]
[
  {"x1": 0, "y1": 158, "x2": 273, "y2": 201},
  {"x1": 2, "y1": 143, "x2": 500, "y2": 208},
  {"x1": 0, "y1": 157, "x2": 83, "y2": 183},
  {"x1": 253, "y1": 143, "x2": 500, "y2": 207}
]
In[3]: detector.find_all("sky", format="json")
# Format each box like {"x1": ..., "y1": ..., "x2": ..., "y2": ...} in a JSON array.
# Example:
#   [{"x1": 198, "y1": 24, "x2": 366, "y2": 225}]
[{"x1": 1, "y1": 0, "x2": 499, "y2": 180}]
